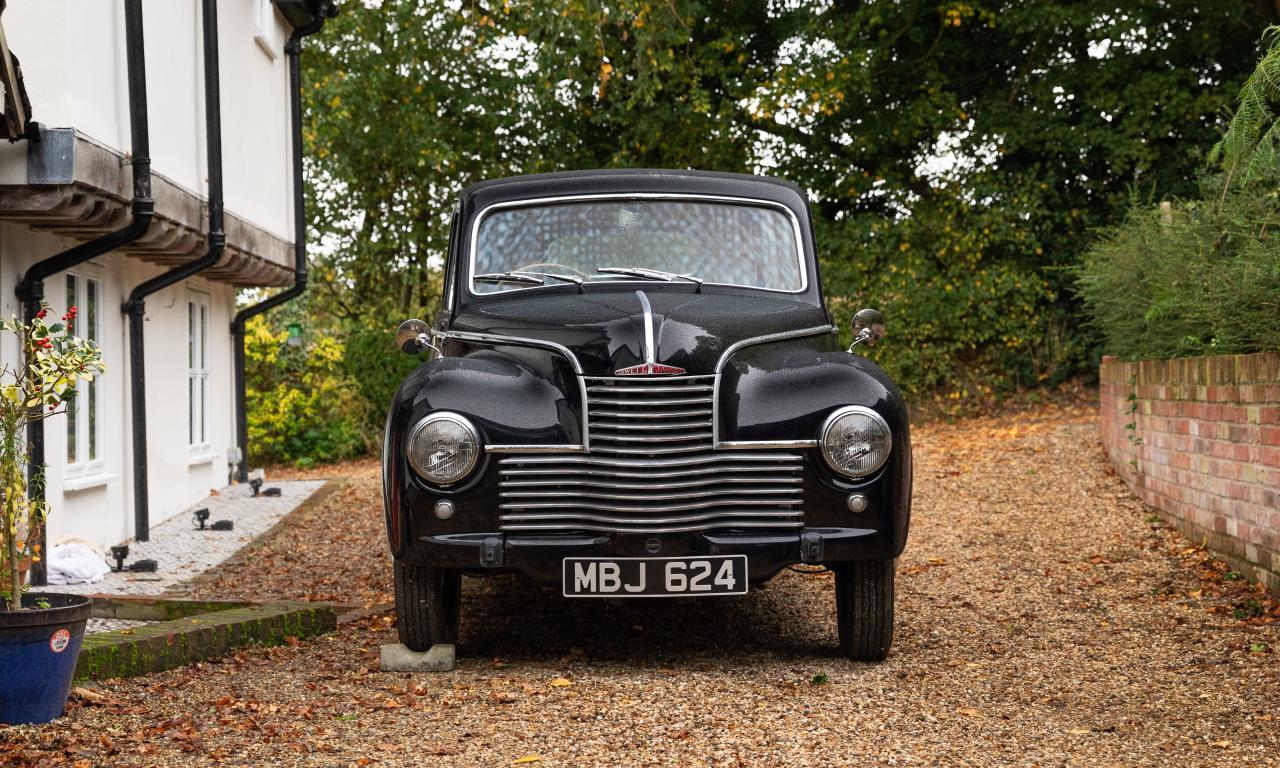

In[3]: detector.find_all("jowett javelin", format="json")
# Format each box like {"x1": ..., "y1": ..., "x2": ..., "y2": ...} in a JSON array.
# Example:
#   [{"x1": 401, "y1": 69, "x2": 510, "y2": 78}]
[{"x1": 383, "y1": 169, "x2": 912, "y2": 661}]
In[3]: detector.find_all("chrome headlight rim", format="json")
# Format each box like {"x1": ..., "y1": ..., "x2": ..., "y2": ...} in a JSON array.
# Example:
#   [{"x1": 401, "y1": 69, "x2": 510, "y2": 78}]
[
  {"x1": 819, "y1": 405, "x2": 892, "y2": 479},
  {"x1": 405, "y1": 411, "x2": 482, "y2": 486}
]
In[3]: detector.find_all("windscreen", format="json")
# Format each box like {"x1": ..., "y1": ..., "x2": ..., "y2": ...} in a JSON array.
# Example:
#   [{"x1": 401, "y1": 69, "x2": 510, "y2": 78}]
[{"x1": 472, "y1": 199, "x2": 804, "y2": 293}]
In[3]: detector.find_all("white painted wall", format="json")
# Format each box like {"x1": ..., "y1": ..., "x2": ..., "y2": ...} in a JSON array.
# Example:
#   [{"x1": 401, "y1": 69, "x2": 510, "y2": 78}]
[
  {"x1": 4, "y1": 0, "x2": 295, "y2": 240},
  {"x1": 0, "y1": 225, "x2": 237, "y2": 550}
]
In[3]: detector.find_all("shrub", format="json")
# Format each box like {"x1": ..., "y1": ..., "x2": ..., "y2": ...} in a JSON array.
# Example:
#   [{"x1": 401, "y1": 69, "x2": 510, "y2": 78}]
[
  {"x1": 1075, "y1": 175, "x2": 1280, "y2": 361},
  {"x1": 244, "y1": 315, "x2": 366, "y2": 466},
  {"x1": 341, "y1": 326, "x2": 431, "y2": 435}
]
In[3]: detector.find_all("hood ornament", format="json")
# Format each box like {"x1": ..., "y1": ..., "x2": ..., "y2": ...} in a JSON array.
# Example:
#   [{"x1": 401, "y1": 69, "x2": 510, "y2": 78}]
[{"x1": 616, "y1": 290, "x2": 685, "y2": 376}]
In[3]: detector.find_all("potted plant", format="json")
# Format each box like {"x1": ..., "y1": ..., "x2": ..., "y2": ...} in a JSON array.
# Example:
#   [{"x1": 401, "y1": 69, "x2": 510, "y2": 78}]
[{"x1": 0, "y1": 304, "x2": 104, "y2": 725}]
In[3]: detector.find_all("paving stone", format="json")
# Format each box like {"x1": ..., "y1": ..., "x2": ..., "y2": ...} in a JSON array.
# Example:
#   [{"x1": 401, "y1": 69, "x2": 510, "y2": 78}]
[
  {"x1": 54, "y1": 480, "x2": 324, "y2": 597},
  {"x1": 379, "y1": 642, "x2": 456, "y2": 672}
]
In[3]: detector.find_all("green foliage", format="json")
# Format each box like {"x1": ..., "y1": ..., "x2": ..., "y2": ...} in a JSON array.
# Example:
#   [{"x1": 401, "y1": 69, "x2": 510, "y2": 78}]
[
  {"x1": 1, "y1": 304, "x2": 104, "y2": 609},
  {"x1": 244, "y1": 316, "x2": 366, "y2": 466},
  {"x1": 298, "y1": 1, "x2": 1276, "y2": 402},
  {"x1": 1075, "y1": 175, "x2": 1280, "y2": 360},
  {"x1": 341, "y1": 326, "x2": 431, "y2": 434},
  {"x1": 1211, "y1": 26, "x2": 1280, "y2": 184}
]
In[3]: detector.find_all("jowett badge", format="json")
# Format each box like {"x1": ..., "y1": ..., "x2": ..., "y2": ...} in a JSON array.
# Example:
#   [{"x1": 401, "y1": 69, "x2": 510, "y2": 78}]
[{"x1": 49, "y1": 628, "x2": 71, "y2": 653}]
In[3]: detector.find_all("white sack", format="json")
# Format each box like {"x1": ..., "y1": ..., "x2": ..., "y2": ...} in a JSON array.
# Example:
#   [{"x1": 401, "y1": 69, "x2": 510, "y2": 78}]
[{"x1": 46, "y1": 542, "x2": 111, "y2": 585}]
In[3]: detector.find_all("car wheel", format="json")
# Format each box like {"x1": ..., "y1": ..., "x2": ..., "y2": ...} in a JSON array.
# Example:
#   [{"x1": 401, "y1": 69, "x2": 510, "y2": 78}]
[
  {"x1": 394, "y1": 561, "x2": 461, "y2": 651},
  {"x1": 834, "y1": 558, "x2": 895, "y2": 661}
]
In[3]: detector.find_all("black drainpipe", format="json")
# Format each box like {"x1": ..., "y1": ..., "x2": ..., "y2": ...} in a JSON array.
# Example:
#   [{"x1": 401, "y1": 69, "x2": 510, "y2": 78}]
[
  {"x1": 122, "y1": 0, "x2": 225, "y2": 541},
  {"x1": 15, "y1": 0, "x2": 153, "y2": 584},
  {"x1": 230, "y1": 2, "x2": 334, "y2": 483}
]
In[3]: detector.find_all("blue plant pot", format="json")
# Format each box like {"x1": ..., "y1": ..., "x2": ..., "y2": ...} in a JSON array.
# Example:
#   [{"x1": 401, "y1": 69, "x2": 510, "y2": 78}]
[{"x1": 0, "y1": 593, "x2": 93, "y2": 725}]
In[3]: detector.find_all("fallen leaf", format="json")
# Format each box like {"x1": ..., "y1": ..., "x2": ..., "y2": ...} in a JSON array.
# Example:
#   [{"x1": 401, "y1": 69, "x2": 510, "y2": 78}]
[
  {"x1": 513, "y1": 755, "x2": 542, "y2": 764},
  {"x1": 71, "y1": 687, "x2": 109, "y2": 705},
  {"x1": 956, "y1": 707, "x2": 984, "y2": 718},
  {"x1": 549, "y1": 677, "x2": 572, "y2": 688},
  {"x1": 490, "y1": 691, "x2": 518, "y2": 705},
  {"x1": 1212, "y1": 740, "x2": 1231, "y2": 749},
  {"x1": 1067, "y1": 728, "x2": 1090, "y2": 735}
]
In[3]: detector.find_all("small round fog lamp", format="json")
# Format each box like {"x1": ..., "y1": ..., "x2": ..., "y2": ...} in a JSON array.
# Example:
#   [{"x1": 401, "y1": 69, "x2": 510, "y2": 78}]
[
  {"x1": 434, "y1": 500, "x2": 455, "y2": 519},
  {"x1": 846, "y1": 494, "x2": 868, "y2": 513}
]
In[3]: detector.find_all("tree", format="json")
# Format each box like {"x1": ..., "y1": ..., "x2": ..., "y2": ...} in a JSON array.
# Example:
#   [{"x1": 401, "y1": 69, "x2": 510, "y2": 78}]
[{"x1": 298, "y1": 0, "x2": 1279, "y2": 397}]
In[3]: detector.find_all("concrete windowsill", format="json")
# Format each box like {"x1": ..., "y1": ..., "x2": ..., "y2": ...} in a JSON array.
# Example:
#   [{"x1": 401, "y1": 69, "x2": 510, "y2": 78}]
[
  {"x1": 64, "y1": 472, "x2": 116, "y2": 492},
  {"x1": 187, "y1": 452, "x2": 221, "y2": 467}
]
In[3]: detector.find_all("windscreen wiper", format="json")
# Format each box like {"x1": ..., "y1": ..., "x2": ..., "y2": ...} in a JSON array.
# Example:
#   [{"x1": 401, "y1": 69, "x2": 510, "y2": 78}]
[
  {"x1": 475, "y1": 270, "x2": 585, "y2": 292},
  {"x1": 517, "y1": 270, "x2": 585, "y2": 292},
  {"x1": 597, "y1": 266, "x2": 703, "y2": 292},
  {"x1": 474, "y1": 271, "x2": 544, "y2": 285}
]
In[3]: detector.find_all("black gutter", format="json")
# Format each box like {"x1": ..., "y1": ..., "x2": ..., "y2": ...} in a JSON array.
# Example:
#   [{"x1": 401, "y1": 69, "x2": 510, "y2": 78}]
[
  {"x1": 15, "y1": 0, "x2": 153, "y2": 584},
  {"x1": 123, "y1": 0, "x2": 225, "y2": 541},
  {"x1": 230, "y1": 1, "x2": 334, "y2": 482}
]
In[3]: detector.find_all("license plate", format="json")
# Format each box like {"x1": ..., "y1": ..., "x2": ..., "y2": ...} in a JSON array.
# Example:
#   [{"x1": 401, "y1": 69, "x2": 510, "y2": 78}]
[{"x1": 562, "y1": 556, "x2": 748, "y2": 598}]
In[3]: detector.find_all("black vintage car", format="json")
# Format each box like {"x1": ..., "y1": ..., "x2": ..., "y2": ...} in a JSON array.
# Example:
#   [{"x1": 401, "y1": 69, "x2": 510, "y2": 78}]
[{"x1": 383, "y1": 170, "x2": 912, "y2": 660}]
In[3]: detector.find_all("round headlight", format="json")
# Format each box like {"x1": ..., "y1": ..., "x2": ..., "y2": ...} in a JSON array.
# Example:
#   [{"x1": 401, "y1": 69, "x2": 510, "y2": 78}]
[
  {"x1": 406, "y1": 412, "x2": 481, "y2": 485},
  {"x1": 819, "y1": 406, "x2": 892, "y2": 479}
]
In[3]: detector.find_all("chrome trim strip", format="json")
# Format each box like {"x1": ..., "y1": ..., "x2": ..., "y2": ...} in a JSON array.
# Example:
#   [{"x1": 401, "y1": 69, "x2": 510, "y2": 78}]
[
  {"x1": 636, "y1": 290, "x2": 655, "y2": 365},
  {"x1": 501, "y1": 498, "x2": 797, "y2": 513},
  {"x1": 501, "y1": 476, "x2": 803, "y2": 489},
  {"x1": 713, "y1": 324, "x2": 837, "y2": 374},
  {"x1": 500, "y1": 520, "x2": 803, "y2": 535},
  {"x1": 498, "y1": 452, "x2": 802, "y2": 467},
  {"x1": 711, "y1": 324, "x2": 837, "y2": 448},
  {"x1": 466, "y1": 193, "x2": 810, "y2": 298},
  {"x1": 502, "y1": 511, "x2": 800, "y2": 525},
  {"x1": 435, "y1": 329, "x2": 590, "y2": 451},
  {"x1": 440, "y1": 330, "x2": 584, "y2": 375},
  {"x1": 717, "y1": 439, "x2": 818, "y2": 450},
  {"x1": 486, "y1": 444, "x2": 586, "y2": 454}
]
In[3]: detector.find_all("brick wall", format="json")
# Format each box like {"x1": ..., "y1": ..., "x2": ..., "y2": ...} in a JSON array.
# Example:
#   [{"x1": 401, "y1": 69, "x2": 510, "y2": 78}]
[{"x1": 1100, "y1": 352, "x2": 1280, "y2": 593}]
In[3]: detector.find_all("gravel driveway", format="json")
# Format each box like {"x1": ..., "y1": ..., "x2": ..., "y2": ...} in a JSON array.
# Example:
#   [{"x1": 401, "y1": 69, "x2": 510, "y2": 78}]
[{"x1": 4, "y1": 404, "x2": 1278, "y2": 767}]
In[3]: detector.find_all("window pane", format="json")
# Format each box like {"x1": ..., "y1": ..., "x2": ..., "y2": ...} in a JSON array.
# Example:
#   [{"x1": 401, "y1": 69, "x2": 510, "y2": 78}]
[
  {"x1": 88, "y1": 378, "x2": 97, "y2": 461},
  {"x1": 66, "y1": 390, "x2": 76, "y2": 464},
  {"x1": 189, "y1": 377, "x2": 195, "y2": 445},
  {"x1": 65, "y1": 275, "x2": 76, "y2": 336},
  {"x1": 200, "y1": 305, "x2": 208, "y2": 368},
  {"x1": 188, "y1": 303, "x2": 195, "y2": 369},
  {"x1": 199, "y1": 376, "x2": 207, "y2": 444},
  {"x1": 86, "y1": 279, "x2": 98, "y2": 343}
]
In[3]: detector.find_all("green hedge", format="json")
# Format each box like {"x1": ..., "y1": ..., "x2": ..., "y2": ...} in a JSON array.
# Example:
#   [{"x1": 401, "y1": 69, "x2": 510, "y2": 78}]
[
  {"x1": 1075, "y1": 175, "x2": 1280, "y2": 361},
  {"x1": 244, "y1": 316, "x2": 366, "y2": 467}
]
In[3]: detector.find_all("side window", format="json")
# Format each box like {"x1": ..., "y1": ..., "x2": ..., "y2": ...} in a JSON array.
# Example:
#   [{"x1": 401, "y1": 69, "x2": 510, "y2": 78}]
[
  {"x1": 65, "y1": 273, "x2": 102, "y2": 473},
  {"x1": 188, "y1": 293, "x2": 211, "y2": 452}
]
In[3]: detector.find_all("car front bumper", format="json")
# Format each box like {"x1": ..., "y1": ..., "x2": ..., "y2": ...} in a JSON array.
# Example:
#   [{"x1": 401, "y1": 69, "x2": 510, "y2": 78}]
[{"x1": 405, "y1": 527, "x2": 893, "y2": 586}]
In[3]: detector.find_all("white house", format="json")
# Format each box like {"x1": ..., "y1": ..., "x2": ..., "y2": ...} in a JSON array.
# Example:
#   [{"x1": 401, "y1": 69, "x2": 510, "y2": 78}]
[{"x1": 0, "y1": 0, "x2": 331, "y2": 571}]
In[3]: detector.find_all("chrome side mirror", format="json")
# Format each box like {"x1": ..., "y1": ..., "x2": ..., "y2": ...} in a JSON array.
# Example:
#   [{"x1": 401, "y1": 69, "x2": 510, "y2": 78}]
[
  {"x1": 395, "y1": 318, "x2": 442, "y2": 357},
  {"x1": 848, "y1": 308, "x2": 886, "y2": 350}
]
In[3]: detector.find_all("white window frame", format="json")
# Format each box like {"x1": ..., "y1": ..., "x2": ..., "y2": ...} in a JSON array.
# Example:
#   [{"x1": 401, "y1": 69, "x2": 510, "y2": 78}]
[
  {"x1": 188, "y1": 292, "x2": 212, "y2": 456},
  {"x1": 253, "y1": 0, "x2": 278, "y2": 59},
  {"x1": 64, "y1": 270, "x2": 105, "y2": 479}
]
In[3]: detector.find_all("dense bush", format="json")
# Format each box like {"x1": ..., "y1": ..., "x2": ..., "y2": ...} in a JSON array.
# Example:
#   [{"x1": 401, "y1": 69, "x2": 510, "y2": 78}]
[
  {"x1": 341, "y1": 326, "x2": 432, "y2": 434},
  {"x1": 1076, "y1": 176, "x2": 1280, "y2": 360},
  {"x1": 244, "y1": 316, "x2": 366, "y2": 467}
]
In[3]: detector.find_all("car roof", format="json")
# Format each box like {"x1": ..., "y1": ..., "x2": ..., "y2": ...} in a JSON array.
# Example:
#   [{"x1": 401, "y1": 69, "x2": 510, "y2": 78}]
[{"x1": 459, "y1": 169, "x2": 811, "y2": 214}]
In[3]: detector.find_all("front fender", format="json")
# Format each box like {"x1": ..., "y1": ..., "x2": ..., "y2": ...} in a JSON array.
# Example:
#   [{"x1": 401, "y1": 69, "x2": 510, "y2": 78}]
[
  {"x1": 719, "y1": 344, "x2": 912, "y2": 555},
  {"x1": 381, "y1": 350, "x2": 583, "y2": 557}
]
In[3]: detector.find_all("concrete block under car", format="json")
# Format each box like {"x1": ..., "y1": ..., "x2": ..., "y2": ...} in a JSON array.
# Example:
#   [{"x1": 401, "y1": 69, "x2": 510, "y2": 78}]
[{"x1": 380, "y1": 642, "x2": 455, "y2": 672}]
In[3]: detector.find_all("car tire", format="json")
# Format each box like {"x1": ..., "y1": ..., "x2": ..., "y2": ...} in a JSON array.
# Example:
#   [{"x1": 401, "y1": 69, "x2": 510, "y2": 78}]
[
  {"x1": 394, "y1": 561, "x2": 461, "y2": 651},
  {"x1": 834, "y1": 558, "x2": 895, "y2": 661}
]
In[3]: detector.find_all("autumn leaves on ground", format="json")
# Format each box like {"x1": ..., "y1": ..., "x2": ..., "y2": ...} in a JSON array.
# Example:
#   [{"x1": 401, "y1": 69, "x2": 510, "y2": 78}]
[{"x1": 4, "y1": 401, "x2": 1279, "y2": 767}]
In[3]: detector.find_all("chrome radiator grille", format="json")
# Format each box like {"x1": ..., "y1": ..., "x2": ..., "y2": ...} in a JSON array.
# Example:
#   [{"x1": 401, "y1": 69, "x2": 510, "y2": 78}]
[{"x1": 498, "y1": 375, "x2": 804, "y2": 534}]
